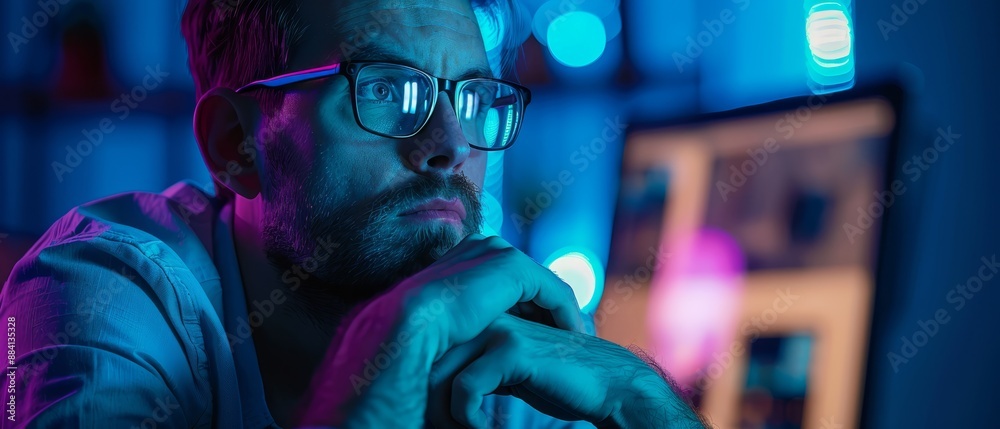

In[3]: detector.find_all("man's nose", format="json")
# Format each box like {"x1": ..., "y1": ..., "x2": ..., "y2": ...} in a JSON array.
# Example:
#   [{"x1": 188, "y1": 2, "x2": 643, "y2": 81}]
[{"x1": 402, "y1": 91, "x2": 470, "y2": 174}]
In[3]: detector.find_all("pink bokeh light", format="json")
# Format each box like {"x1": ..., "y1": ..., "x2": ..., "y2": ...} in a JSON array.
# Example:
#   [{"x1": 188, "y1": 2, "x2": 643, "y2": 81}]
[{"x1": 647, "y1": 227, "x2": 746, "y2": 388}]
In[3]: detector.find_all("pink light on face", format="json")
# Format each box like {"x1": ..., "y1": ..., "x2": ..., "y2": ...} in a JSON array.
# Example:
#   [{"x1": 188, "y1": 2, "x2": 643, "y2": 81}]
[{"x1": 647, "y1": 227, "x2": 745, "y2": 389}]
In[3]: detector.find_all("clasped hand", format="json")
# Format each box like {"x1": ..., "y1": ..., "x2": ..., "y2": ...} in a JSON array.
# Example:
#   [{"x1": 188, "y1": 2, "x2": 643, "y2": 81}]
[{"x1": 296, "y1": 234, "x2": 703, "y2": 429}]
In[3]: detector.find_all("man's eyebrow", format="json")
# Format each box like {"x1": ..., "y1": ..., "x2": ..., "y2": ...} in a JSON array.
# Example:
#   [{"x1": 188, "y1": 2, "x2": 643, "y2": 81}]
[{"x1": 348, "y1": 45, "x2": 495, "y2": 81}]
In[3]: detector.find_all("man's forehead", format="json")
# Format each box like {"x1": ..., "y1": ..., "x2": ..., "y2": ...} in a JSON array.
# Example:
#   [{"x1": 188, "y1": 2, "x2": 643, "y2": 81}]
[
  {"x1": 336, "y1": 0, "x2": 482, "y2": 37},
  {"x1": 294, "y1": 0, "x2": 490, "y2": 75}
]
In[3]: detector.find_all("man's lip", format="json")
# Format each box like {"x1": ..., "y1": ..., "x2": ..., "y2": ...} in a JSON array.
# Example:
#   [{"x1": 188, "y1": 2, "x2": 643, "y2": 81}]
[{"x1": 399, "y1": 197, "x2": 467, "y2": 220}]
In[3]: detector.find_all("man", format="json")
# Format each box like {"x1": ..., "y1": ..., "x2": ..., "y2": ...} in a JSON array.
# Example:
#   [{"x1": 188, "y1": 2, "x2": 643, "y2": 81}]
[{"x1": 1, "y1": 0, "x2": 707, "y2": 427}]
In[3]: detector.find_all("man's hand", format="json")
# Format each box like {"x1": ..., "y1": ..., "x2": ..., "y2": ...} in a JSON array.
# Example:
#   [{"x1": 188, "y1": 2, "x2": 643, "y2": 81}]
[
  {"x1": 426, "y1": 314, "x2": 707, "y2": 429},
  {"x1": 294, "y1": 234, "x2": 585, "y2": 428}
]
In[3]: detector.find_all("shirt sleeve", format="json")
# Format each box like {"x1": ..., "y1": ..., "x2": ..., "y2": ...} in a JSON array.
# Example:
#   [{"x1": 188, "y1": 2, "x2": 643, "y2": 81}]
[{"x1": 0, "y1": 233, "x2": 211, "y2": 428}]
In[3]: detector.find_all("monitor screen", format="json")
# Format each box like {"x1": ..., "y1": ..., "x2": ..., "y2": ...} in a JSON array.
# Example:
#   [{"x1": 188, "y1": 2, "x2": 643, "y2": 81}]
[{"x1": 599, "y1": 86, "x2": 901, "y2": 429}]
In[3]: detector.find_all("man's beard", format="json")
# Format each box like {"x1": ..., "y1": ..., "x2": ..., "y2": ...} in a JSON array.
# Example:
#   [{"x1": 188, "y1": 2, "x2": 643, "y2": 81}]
[{"x1": 261, "y1": 172, "x2": 484, "y2": 306}]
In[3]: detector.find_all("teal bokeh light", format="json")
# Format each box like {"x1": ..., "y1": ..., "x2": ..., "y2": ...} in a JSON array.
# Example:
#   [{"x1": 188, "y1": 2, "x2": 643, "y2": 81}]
[
  {"x1": 544, "y1": 247, "x2": 605, "y2": 314},
  {"x1": 805, "y1": 0, "x2": 855, "y2": 94},
  {"x1": 546, "y1": 11, "x2": 607, "y2": 68}
]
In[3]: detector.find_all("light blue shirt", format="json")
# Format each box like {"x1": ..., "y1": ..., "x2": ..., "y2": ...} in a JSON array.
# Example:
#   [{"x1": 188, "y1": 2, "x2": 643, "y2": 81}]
[{"x1": 0, "y1": 181, "x2": 594, "y2": 428}]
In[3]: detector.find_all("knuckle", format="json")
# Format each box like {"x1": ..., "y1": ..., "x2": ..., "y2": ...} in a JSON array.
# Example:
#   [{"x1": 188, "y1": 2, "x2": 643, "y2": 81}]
[
  {"x1": 493, "y1": 324, "x2": 526, "y2": 351},
  {"x1": 428, "y1": 365, "x2": 448, "y2": 386},
  {"x1": 400, "y1": 286, "x2": 430, "y2": 313},
  {"x1": 488, "y1": 316, "x2": 515, "y2": 336},
  {"x1": 549, "y1": 276, "x2": 575, "y2": 299},
  {"x1": 484, "y1": 235, "x2": 514, "y2": 251},
  {"x1": 398, "y1": 286, "x2": 447, "y2": 326},
  {"x1": 460, "y1": 233, "x2": 486, "y2": 247},
  {"x1": 503, "y1": 335, "x2": 528, "y2": 354},
  {"x1": 492, "y1": 246, "x2": 522, "y2": 267},
  {"x1": 453, "y1": 372, "x2": 477, "y2": 393}
]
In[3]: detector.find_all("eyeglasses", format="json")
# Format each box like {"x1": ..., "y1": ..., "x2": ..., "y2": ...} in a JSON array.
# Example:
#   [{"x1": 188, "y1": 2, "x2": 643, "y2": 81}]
[{"x1": 236, "y1": 61, "x2": 532, "y2": 151}]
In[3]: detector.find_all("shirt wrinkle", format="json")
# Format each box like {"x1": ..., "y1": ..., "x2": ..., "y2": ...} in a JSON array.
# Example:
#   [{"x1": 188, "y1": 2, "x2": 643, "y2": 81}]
[{"x1": 1, "y1": 180, "x2": 593, "y2": 429}]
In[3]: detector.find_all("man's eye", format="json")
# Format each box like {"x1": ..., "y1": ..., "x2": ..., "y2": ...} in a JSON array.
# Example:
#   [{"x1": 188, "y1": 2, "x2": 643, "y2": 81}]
[{"x1": 359, "y1": 79, "x2": 395, "y2": 102}]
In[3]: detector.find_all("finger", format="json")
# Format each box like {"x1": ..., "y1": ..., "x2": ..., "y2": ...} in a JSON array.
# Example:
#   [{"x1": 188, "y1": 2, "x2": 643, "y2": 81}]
[
  {"x1": 428, "y1": 337, "x2": 489, "y2": 428},
  {"x1": 514, "y1": 271, "x2": 585, "y2": 334},
  {"x1": 436, "y1": 233, "x2": 506, "y2": 262},
  {"x1": 508, "y1": 302, "x2": 557, "y2": 329},
  {"x1": 414, "y1": 234, "x2": 583, "y2": 354},
  {"x1": 451, "y1": 234, "x2": 584, "y2": 333},
  {"x1": 437, "y1": 271, "x2": 583, "y2": 352},
  {"x1": 451, "y1": 346, "x2": 524, "y2": 429},
  {"x1": 440, "y1": 233, "x2": 485, "y2": 258}
]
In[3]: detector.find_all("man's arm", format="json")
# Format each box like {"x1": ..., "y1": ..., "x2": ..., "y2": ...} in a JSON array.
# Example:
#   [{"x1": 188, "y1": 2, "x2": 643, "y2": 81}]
[
  {"x1": 485, "y1": 394, "x2": 598, "y2": 428},
  {"x1": 479, "y1": 312, "x2": 602, "y2": 429},
  {"x1": 1, "y1": 237, "x2": 205, "y2": 428},
  {"x1": 598, "y1": 349, "x2": 710, "y2": 429},
  {"x1": 292, "y1": 234, "x2": 586, "y2": 428},
  {"x1": 426, "y1": 314, "x2": 708, "y2": 429}
]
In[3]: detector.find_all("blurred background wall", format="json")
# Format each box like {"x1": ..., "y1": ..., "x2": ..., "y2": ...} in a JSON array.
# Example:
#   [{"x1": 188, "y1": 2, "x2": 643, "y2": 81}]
[{"x1": 1, "y1": 0, "x2": 998, "y2": 427}]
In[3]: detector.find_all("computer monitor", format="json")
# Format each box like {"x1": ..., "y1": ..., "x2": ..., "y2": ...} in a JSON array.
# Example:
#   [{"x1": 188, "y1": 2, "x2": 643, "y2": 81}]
[{"x1": 599, "y1": 84, "x2": 903, "y2": 429}]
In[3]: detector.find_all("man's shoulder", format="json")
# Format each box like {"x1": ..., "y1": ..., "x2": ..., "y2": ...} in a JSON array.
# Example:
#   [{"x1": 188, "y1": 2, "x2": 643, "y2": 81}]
[
  {"x1": 2, "y1": 179, "x2": 231, "y2": 345},
  {"x1": 20, "y1": 180, "x2": 222, "y2": 271},
  {"x1": 59, "y1": 180, "x2": 219, "y2": 248},
  {"x1": 4, "y1": 180, "x2": 228, "y2": 309},
  {"x1": 0, "y1": 183, "x2": 231, "y2": 428}
]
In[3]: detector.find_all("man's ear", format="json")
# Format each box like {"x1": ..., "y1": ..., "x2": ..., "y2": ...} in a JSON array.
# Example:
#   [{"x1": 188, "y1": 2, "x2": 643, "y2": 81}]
[{"x1": 193, "y1": 87, "x2": 262, "y2": 199}]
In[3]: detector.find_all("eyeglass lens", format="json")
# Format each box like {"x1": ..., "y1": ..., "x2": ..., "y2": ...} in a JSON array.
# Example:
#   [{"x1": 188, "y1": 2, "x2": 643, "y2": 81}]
[{"x1": 355, "y1": 64, "x2": 523, "y2": 149}]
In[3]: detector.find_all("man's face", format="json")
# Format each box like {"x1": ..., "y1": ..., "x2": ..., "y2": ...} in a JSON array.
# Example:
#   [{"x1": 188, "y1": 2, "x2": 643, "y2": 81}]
[{"x1": 258, "y1": 0, "x2": 491, "y2": 299}]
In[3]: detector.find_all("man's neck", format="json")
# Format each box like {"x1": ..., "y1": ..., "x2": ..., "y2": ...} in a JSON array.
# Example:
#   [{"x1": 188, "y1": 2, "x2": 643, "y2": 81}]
[{"x1": 231, "y1": 197, "x2": 348, "y2": 426}]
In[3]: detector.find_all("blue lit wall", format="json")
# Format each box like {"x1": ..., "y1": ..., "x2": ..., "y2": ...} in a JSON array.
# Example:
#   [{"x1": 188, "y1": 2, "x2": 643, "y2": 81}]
[
  {"x1": 1, "y1": 0, "x2": 999, "y2": 425},
  {"x1": 502, "y1": 0, "x2": 1000, "y2": 426},
  {"x1": 0, "y1": 0, "x2": 207, "y2": 234},
  {"x1": 853, "y1": 1, "x2": 1000, "y2": 427},
  {"x1": 696, "y1": 0, "x2": 815, "y2": 110}
]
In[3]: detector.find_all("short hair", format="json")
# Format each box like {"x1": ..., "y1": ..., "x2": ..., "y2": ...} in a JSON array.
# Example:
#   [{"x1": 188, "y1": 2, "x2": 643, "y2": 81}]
[{"x1": 181, "y1": 0, "x2": 523, "y2": 115}]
